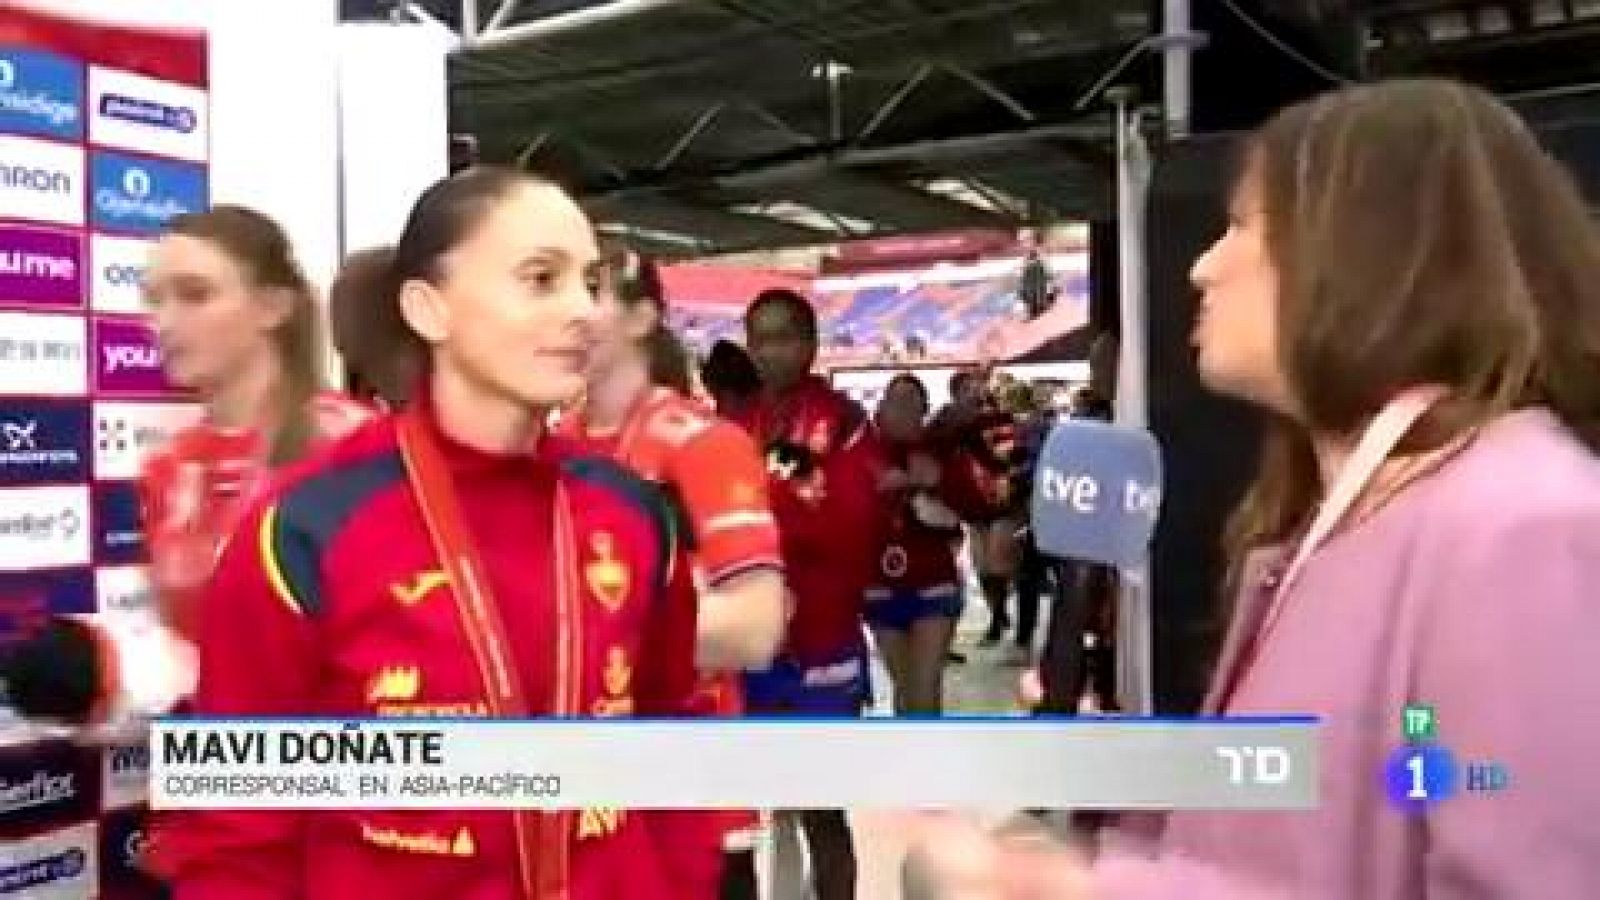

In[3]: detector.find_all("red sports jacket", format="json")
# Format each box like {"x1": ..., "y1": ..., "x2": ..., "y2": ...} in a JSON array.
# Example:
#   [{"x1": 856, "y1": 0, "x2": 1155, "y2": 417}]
[
  {"x1": 871, "y1": 437, "x2": 1000, "y2": 595},
  {"x1": 730, "y1": 375, "x2": 887, "y2": 663},
  {"x1": 152, "y1": 402, "x2": 705, "y2": 900}
]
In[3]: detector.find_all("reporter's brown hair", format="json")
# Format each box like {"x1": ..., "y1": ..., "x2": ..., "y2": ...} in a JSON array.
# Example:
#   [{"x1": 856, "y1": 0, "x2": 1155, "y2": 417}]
[{"x1": 1219, "y1": 79, "x2": 1600, "y2": 561}]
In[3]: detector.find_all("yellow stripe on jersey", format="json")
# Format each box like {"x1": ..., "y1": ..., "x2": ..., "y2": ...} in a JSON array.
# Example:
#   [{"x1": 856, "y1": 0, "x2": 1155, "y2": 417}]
[{"x1": 257, "y1": 505, "x2": 304, "y2": 616}]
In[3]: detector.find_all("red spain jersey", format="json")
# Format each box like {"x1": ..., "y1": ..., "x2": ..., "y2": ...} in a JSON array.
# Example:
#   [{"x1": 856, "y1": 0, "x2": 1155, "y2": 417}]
[
  {"x1": 730, "y1": 376, "x2": 888, "y2": 663},
  {"x1": 558, "y1": 386, "x2": 780, "y2": 866},
  {"x1": 140, "y1": 390, "x2": 374, "y2": 641},
  {"x1": 152, "y1": 402, "x2": 706, "y2": 900},
  {"x1": 558, "y1": 387, "x2": 782, "y2": 587}
]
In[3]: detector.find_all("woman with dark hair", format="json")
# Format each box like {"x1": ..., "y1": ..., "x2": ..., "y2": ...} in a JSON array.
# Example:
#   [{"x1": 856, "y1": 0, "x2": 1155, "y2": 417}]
[
  {"x1": 737, "y1": 287, "x2": 889, "y2": 900},
  {"x1": 556, "y1": 244, "x2": 786, "y2": 899},
  {"x1": 910, "y1": 78, "x2": 1600, "y2": 898},
  {"x1": 0, "y1": 205, "x2": 372, "y2": 732},
  {"x1": 154, "y1": 169, "x2": 705, "y2": 899}
]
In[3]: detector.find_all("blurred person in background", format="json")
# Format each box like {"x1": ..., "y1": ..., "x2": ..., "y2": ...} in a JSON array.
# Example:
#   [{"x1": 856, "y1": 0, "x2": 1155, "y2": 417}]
[
  {"x1": 701, "y1": 339, "x2": 762, "y2": 419},
  {"x1": 155, "y1": 168, "x2": 708, "y2": 899},
  {"x1": 868, "y1": 372, "x2": 1001, "y2": 714},
  {"x1": 557, "y1": 244, "x2": 785, "y2": 900},
  {"x1": 0, "y1": 206, "x2": 372, "y2": 734},
  {"x1": 928, "y1": 368, "x2": 1022, "y2": 648},
  {"x1": 910, "y1": 78, "x2": 1600, "y2": 898},
  {"x1": 736, "y1": 287, "x2": 888, "y2": 900}
]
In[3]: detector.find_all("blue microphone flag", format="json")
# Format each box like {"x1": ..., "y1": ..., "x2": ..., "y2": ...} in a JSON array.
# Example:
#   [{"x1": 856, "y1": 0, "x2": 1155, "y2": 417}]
[{"x1": 1029, "y1": 419, "x2": 1162, "y2": 569}]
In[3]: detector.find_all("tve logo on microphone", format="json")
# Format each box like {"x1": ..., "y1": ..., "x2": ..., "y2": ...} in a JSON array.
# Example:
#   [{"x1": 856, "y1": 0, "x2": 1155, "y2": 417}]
[{"x1": 1030, "y1": 419, "x2": 1162, "y2": 570}]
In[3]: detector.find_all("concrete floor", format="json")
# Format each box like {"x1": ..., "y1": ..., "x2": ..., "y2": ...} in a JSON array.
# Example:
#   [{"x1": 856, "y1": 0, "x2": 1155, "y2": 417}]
[{"x1": 757, "y1": 593, "x2": 1034, "y2": 900}]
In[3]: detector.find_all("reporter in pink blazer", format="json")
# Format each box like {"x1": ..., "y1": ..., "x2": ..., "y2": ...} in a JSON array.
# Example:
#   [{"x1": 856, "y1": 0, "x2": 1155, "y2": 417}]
[{"x1": 910, "y1": 78, "x2": 1600, "y2": 899}]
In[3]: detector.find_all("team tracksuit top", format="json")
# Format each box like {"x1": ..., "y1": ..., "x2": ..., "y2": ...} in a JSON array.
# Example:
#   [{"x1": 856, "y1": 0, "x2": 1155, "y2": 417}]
[{"x1": 152, "y1": 395, "x2": 708, "y2": 900}]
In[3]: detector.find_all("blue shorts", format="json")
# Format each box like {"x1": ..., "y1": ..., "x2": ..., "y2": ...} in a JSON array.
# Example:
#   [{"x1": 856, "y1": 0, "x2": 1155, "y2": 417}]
[
  {"x1": 863, "y1": 584, "x2": 963, "y2": 631},
  {"x1": 743, "y1": 643, "x2": 870, "y2": 716}
]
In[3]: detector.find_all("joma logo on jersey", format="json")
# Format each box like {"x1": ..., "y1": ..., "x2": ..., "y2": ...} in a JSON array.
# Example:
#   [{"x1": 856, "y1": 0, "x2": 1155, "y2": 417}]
[{"x1": 390, "y1": 571, "x2": 449, "y2": 607}]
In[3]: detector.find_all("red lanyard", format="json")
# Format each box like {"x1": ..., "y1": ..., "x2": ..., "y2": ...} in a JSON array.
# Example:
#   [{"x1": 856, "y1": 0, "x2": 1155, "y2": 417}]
[{"x1": 396, "y1": 409, "x2": 581, "y2": 900}]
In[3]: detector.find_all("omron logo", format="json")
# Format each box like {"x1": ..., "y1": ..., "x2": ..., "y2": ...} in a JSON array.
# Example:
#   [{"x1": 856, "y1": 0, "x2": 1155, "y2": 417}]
[{"x1": 0, "y1": 161, "x2": 70, "y2": 193}]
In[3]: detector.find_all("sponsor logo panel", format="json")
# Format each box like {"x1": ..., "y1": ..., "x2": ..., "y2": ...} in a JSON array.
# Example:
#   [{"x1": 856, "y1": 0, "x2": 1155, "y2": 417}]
[
  {"x1": 89, "y1": 150, "x2": 206, "y2": 236},
  {"x1": 0, "y1": 311, "x2": 87, "y2": 397},
  {"x1": 89, "y1": 233, "x2": 155, "y2": 315},
  {"x1": 0, "y1": 484, "x2": 91, "y2": 572},
  {"x1": 0, "y1": 822, "x2": 98, "y2": 895},
  {"x1": 93, "y1": 400, "x2": 199, "y2": 479},
  {"x1": 0, "y1": 224, "x2": 82, "y2": 309},
  {"x1": 93, "y1": 318, "x2": 181, "y2": 396},
  {"x1": 0, "y1": 741, "x2": 98, "y2": 835},
  {"x1": 94, "y1": 564, "x2": 153, "y2": 616},
  {"x1": 0, "y1": 569, "x2": 94, "y2": 646},
  {"x1": 0, "y1": 134, "x2": 85, "y2": 228},
  {"x1": 101, "y1": 743, "x2": 150, "y2": 813},
  {"x1": 89, "y1": 66, "x2": 208, "y2": 163},
  {"x1": 93, "y1": 481, "x2": 145, "y2": 566},
  {"x1": 0, "y1": 400, "x2": 89, "y2": 486},
  {"x1": 0, "y1": 47, "x2": 83, "y2": 141}
]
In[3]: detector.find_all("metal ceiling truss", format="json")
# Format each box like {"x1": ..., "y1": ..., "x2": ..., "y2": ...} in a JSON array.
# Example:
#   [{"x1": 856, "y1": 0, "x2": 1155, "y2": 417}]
[{"x1": 430, "y1": 0, "x2": 1178, "y2": 250}]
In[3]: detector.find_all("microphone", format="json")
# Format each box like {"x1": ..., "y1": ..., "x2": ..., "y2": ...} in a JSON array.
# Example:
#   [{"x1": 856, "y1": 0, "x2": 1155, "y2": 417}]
[{"x1": 1028, "y1": 419, "x2": 1162, "y2": 569}]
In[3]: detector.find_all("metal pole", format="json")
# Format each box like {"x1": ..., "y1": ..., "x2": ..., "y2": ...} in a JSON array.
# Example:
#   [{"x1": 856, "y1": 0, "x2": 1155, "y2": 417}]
[
  {"x1": 462, "y1": 0, "x2": 480, "y2": 40},
  {"x1": 1109, "y1": 87, "x2": 1155, "y2": 715},
  {"x1": 1163, "y1": 0, "x2": 1193, "y2": 139}
]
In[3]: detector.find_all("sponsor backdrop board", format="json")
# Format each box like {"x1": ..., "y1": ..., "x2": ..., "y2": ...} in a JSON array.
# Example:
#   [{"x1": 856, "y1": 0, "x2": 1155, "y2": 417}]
[{"x1": 0, "y1": 3, "x2": 207, "y2": 895}]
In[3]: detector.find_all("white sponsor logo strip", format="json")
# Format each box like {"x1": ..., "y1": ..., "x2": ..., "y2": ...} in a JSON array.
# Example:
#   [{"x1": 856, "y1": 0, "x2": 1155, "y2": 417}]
[
  {"x1": 0, "y1": 312, "x2": 87, "y2": 396},
  {"x1": 93, "y1": 401, "x2": 201, "y2": 480},
  {"x1": 0, "y1": 134, "x2": 84, "y2": 226},
  {"x1": 90, "y1": 233, "x2": 155, "y2": 314},
  {"x1": 88, "y1": 66, "x2": 208, "y2": 162},
  {"x1": 0, "y1": 483, "x2": 91, "y2": 571}
]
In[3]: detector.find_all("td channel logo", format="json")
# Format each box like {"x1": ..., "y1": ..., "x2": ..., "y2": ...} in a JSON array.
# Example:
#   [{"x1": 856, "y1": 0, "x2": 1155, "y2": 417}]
[
  {"x1": 91, "y1": 150, "x2": 207, "y2": 236},
  {"x1": 0, "y1": 48, "x2": 83, "y2": 141}
]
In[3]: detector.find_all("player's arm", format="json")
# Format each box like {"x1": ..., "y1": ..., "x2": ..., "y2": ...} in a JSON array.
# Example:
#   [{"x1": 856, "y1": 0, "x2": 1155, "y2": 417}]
[
  {"x1": 933, "y1": 446, "x2": 1005, "y2": 524},
  {"x1": 153, "y1": 501, "x2": 317, "y2": 900},
  {"x1": 1413, "y1": 507, "x2": 1600, "y2": 898},
  {"x1": 636, "y1": 526, "x2": 704, "y2": 715},
  {"x1": 666, "y1": 420, "x2": 785, "y2": 671}
]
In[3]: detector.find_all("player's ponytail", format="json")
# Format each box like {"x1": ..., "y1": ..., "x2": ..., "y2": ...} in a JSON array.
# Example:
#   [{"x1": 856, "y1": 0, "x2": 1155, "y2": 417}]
[{"x1": 331, "y1": 245, "x2": 419, "y2": 409}]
